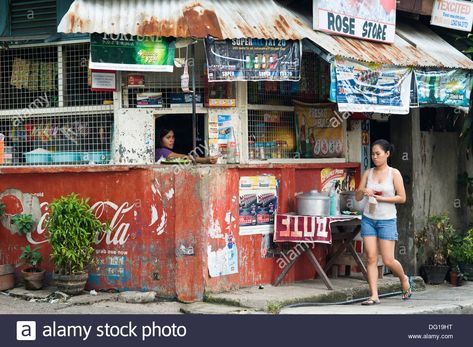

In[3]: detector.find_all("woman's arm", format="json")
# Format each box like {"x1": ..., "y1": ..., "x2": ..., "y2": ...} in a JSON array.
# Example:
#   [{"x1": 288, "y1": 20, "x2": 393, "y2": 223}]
[
  {"x1": 167, "y1": 151, "x2": 194, "y2": 161},
  {"x1": 375, "y1": 169, "x2": 406, "y2": 204},
  {"x1": 195, "y1": 156, "x2": 218, "y2": 164},
  {"x1": 355, "y1": 170, "x2": 373, "y2": 201}
]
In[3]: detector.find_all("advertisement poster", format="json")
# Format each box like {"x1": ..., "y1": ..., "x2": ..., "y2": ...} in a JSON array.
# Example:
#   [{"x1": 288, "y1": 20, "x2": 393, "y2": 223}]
[
  {"x1": 431, "y1": 0, "x2": 473, "y2": 32},
  {"x1": 90, "y1": 34, "x2": 175, "y2": 72},
  {"x1": 335, "y1": 58, "x2": 412, "y2": 114},
  {"x1": 414, "y1": 69, "x2": 473, "y2": 107},
  {"x1": 313, "y1": 0, "x2": 397, "y2": 43},
  {"x1": 239, "y1": 176, "x2": 278, "y2": 236},
  {"x1": 207, "y1": 234, "x2": 238, "y2": 277},
  {"x1": 205, "y1": 38, "x2": 301, "y2": 81},
  {"x1": 295, "y1": 102, "x2": 344, "y2": 159},
  {"x1": 217, "y1": 115, "x2": 232, "y2": 159}
]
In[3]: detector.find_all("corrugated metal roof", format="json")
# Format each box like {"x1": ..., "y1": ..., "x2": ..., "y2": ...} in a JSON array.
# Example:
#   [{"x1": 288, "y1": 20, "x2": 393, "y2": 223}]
[{"x1": 58, "y1": 0, "x2": 473, "y2": 69}]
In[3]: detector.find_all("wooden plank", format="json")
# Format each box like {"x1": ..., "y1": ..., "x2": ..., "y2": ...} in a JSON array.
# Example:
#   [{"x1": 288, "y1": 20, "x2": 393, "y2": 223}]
[{"x1": 305, "y1": 248, "x2": 334, "y2": 290}]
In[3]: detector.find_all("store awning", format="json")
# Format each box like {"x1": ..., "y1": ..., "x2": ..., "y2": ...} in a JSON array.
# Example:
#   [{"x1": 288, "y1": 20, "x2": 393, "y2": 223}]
[{"x1": 58, "y1": 0, "x2": 473, "y2": 70}]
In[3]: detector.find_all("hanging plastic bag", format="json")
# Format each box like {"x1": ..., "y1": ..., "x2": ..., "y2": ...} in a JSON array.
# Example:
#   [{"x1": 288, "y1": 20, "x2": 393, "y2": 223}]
[{"x1": 181, "y1": 47, "x2": 190, "y2": 93}]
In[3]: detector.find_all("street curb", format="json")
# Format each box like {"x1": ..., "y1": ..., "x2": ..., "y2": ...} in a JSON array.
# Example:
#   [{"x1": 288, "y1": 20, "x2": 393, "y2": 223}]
[{"x1": 205, "y1": 277, "x2": 425, "y2": 314}]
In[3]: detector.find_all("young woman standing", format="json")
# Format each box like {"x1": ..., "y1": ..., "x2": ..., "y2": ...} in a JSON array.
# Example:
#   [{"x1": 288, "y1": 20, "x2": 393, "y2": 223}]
[{"x1": 355, "y1": 139, "x2": 412, "y2": 305}]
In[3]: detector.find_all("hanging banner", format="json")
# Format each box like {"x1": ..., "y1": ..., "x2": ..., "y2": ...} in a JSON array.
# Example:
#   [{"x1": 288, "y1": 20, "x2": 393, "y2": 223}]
[
  {"x1": 90, "y1": 34, "x2": 175, "y2": 72},
  {"x1": 205, "y1": 38, "x2": 301, "y2": 81},
  {"x1": 335, "y1": 58, "x2": 412, "y2": 115},
  {"x1": 313, "y1": 0, "x2": 397, "y2": 43},
  {"x1": 414, "y1": 69, "x2": 473, "y2": 107},
  {"x1": 431, "y1": 0, "x2": 473, "y2": 32},
  {"x1": 294, "y1": 102, "x2": 344, "y2": 159}
]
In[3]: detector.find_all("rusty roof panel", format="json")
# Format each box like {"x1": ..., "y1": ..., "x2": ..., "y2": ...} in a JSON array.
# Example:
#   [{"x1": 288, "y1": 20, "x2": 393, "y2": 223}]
[{"x1": 58, "y1": 0, "x2": 473, "y2": 69}]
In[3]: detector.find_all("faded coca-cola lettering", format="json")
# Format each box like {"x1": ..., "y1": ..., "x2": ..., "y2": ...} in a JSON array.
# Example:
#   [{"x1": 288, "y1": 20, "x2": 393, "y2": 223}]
[{"x1": 28, "y1": 201, "x2": 140, "y2": 246}]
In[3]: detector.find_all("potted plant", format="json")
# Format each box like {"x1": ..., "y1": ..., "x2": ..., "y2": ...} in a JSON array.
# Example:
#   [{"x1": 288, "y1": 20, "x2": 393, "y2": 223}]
[
  {"x1": 415, "y1": 214, "x2": 452, "y2": 284},
  {"x1": 46, "y1": 193, "x2": 105, "y2": 295},
  {"x1": 11, "y1": 213, "x2": 35, "y2": 236},
  {"x1": 11, "y1": 214, "x2": 45, "y2": 290},
  {"x1": 449, "y1": 264, "x2": 468, "y2": 286},
  {"x1": 0, "y1": 201, "x2": 15, "y2": 291},
  {"x1": 17, "y1": 245, "x2": 45, "y2": 290}
]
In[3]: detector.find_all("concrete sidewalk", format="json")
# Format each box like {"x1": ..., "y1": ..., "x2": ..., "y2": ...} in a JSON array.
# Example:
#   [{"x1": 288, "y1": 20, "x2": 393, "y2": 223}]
[
  {"x1": 280, "y1": 282, "x2": 473, "y2": 314},
  {"x1": 204, "y1": 275, "x2": 425, "y2": 313},
  {"x1": 1, "y1": 276, "x2": 471, "y2": 315}
]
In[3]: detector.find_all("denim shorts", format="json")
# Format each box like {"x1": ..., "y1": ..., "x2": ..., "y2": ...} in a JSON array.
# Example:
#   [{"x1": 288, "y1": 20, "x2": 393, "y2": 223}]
[{"x1": 361, "y1": 215, "x2": 398, "y2": 241}]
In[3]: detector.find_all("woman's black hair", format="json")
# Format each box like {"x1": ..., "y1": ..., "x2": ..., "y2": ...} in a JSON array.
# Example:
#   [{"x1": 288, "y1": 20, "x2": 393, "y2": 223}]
[
  {"x1": 157, "y1": 128, "x2": 173, "y2": 148},
  {"x1": 372, "y1": 139, "x2": 394, "y2": 154}
]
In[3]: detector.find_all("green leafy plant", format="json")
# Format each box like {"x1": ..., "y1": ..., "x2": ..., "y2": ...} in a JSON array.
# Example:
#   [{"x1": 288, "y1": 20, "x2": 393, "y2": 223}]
[
  {"x1": 0, "y1": 201, "x2": 5, "y2": 216},
  {"x1": 11, "y1": 214, "x2": 35, "y2": 235},
  {"x1": 17, "y1": 245, "x2": 43, "y2": 271},
  {"x1": 463, "y1": 229, "x2": 473, "y2": 264},
  {"x1": 46, "y1": 193, "x2": 106, "y2": 275},
  {"x1": 416, "y1": 214, "x2": 456, "y2": 266}
]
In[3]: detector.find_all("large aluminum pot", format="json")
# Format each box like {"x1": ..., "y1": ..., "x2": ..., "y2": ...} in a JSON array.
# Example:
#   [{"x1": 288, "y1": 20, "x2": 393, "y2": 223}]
[
  {"x1": 339, "y1": 191, "x2": 367, "y2": 212},
  {"x1": 296, "y1": 190, "x2": 330, "y2": 216}
]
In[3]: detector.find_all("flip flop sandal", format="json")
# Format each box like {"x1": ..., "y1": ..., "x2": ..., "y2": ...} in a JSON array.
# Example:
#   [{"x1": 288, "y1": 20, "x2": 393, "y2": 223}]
[
  {"x1": 361, "y1": 298, "x2": 380, "y2": 305},
  {"x1": 402, "y1": 275, "x2": 414, "y2": 301}
]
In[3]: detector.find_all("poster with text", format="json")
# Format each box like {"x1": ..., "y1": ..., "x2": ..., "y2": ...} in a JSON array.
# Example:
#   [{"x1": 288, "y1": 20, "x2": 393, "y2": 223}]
[
  {"x1": 239, "y1": 176, "x2": 278, "y2": 236},
  {"x1": 313, "y1": 0, "x2": 396, "y2": 43},
  {"x1": 431, "y1": 0, "x2": 473, "y2": 32},
  {"x1": 335, "y1": 58, "x2": 412, "y2": 114},
  {"x1": 91, "y1": 34, "x2": 175, "y2": 72},
  {"x1": 414, "y1": 69, "x2": 473, "y2": 108},
  {"x1": 294, "y1": 102, "x2": 344, "y2": 159},
  {"x1": 205, "y1": 38, "x2": 301, "y2": 81}
]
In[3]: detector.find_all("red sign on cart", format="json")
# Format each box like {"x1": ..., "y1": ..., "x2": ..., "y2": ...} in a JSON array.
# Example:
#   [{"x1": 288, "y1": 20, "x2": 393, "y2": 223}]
[
  {"x1": 274, "y1": 214, "x2": 332, "y2": 244},
  {"x1": 274, "y1": 214, "x2": 361, "y2": 243}
]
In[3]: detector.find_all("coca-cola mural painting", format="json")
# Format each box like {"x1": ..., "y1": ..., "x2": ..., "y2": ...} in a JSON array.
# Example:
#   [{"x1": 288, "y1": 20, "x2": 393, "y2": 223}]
[{"x1": 0, "y1": 174, "x2": 171, "y2": 292}]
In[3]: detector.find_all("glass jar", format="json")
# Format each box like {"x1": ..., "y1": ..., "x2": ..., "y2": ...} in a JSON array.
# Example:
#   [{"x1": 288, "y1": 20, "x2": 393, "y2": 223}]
[
  {"x1": 249, "y1": 141, "x2": 256, "y2": 160},
  {"x1": 256, "y1": 142, "x2": 265, "y2": 160},
  {"x1": 275, "y1": 141, "x2": 283, "y2": 159}
]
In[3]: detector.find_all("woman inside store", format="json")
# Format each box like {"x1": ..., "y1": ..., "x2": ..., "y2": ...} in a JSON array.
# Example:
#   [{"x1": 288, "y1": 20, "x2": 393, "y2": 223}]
[
  {"x1": 355, "y1": 139, "x2": 411, "y2": 305},
  {"x1": 155, "y1": 128, "x2": 218, "y2": 164}
]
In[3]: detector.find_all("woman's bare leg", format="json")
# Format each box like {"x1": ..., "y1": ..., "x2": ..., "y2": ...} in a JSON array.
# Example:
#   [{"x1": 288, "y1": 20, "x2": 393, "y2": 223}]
[
  {"x1": 378, "y1": 239, "x2": 409, "y2": 291},
  {"x1": 363, "y1": 236, "x2": 380, "y2": 299}
]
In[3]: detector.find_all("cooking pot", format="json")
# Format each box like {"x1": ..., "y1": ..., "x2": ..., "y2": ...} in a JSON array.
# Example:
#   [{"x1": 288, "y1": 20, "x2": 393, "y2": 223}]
[
  {"x1": 339, "y1": 191, "x2": 367, "y2": 213},
  {"x1": 296, "y1": 190, "x2": 330, "y2": 216}
]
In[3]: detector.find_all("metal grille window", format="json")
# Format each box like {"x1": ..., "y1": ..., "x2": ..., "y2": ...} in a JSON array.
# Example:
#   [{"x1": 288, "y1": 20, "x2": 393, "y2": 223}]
[
  {"x1": 0, "y1": 43, "x2": 115, "y2": 166},
  {"x1": 0, "y1": 45, "x2": 59, "y2": 110},
  {"x1": 64, "y1": 44, "x2": 114, "y2": 107},
  {"x1": 248, "y1": 52, "x2": 330, "y2": 106},
  {"x1": 247, "y1": 110, "x2": 296, "y2": 160},
  {"x1": 122, "y1": 45, "x2": 206, "y2": 109},
  {"x1": 0, "y1": 113, "x2": 113, "y2": 166},
  {"x1": 247, "y1": 52, "x2": 331, "y2": 160}
]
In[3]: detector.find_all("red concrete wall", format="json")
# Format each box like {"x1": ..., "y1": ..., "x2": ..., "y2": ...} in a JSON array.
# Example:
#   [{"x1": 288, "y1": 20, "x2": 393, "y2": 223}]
[
  {"x1": 0, "y1": 166, "x2": 177, "y2": 298},
  {"x1": 0, "y1": 163, "x2": 359, "y2": 301}
]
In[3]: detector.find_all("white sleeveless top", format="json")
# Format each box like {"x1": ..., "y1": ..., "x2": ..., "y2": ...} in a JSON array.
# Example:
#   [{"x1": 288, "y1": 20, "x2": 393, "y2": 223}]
[{"x1": 363, "y1": 167, "x2": 397, "y2": 220}]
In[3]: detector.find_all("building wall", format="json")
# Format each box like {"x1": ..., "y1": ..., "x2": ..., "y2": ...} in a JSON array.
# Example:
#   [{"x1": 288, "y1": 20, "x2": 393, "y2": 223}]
[
  {"x1": 392, "y1": 108, "x2": 470, "y2": 274},
  {"x1": 0, "y1": 163, "x2": 360, "y2": 301}
]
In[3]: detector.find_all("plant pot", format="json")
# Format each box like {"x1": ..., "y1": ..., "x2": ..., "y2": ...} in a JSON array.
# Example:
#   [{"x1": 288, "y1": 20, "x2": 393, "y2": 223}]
[
  {"x1": 21, "y1": 268, "x2": 45, "y2": 290},
  {"x1": 450, "y1": 271, "x2": 460, "y2": 286},
  {"x1": 421, "y1": 264, "x2": 449, "y2": 284},
  {"x1": 460, "y1": 264, "x2": 473, "y2": 281},
  {"x1": 0, "y1": 264, "x2": 15, "y2": 291},
  {"x1": 53, "y1": 271, "x2": 88, "y2": 295}
]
